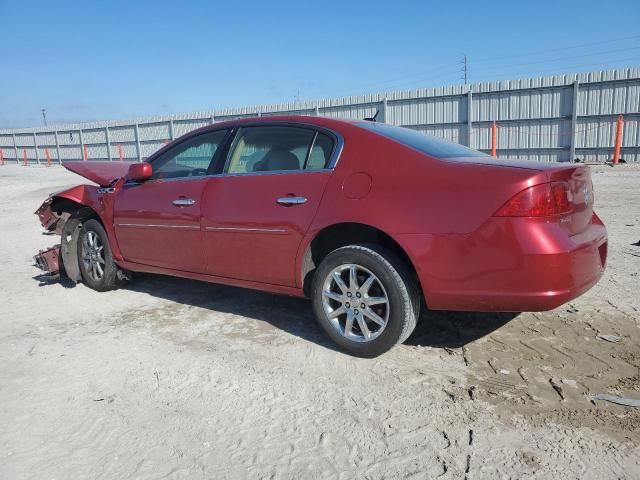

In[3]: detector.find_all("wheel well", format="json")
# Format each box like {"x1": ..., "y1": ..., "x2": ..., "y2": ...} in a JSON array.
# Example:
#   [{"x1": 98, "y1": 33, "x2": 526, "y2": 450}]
[
  {"x1": 301, "y1": 223, "x2": 421, "y2": 298},
  {"x1": 50, "y1": 197, "x2": 104, "y2": 230},
  {"x1": 51, "y1": 197, "x2": 97, "y2": 219}
]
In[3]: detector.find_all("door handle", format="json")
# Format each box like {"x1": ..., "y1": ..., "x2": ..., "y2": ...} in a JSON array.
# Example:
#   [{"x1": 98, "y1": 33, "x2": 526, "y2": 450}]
[
  {"x1": 172, "y1": 198, "x2": 196, "y2": 207},
  {"x1": 276, "y1": 196, "x2": 307, "y2": 206}
]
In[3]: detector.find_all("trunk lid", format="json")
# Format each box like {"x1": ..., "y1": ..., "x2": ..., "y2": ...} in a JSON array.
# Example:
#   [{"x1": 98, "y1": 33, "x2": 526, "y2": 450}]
[
  {"x1": 62, "y1": 161, "x2": 130, "y2": 186},
  {"x1": 448, "y1": 156, "x2": 576, "y2": 171}
]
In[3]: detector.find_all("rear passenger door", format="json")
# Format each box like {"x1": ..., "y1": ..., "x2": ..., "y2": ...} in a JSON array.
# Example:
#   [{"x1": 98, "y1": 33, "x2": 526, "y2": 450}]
[{"x1": 201, "y1": 125, "x2": 337, "y2": 286}]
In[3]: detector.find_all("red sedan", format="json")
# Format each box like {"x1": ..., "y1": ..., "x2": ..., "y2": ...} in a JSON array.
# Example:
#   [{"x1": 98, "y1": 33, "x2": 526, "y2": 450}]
[{"x1": 35, "y1": 116, "x2": 607, "y2": 356}]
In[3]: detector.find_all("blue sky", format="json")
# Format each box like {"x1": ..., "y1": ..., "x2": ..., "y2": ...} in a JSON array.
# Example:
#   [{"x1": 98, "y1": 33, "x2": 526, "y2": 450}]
[{"x1": 1, "y1": 0, "x2": 639, "y2": 128}]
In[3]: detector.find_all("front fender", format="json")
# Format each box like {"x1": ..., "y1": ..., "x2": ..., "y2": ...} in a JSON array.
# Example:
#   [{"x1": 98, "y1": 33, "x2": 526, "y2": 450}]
[
  {"x1": 51, "y1": 184, "x2": 95, "y2": 205},
  {"x1": 35, "y1": 182, "x2": 124, "y2": 262},
  {"x1": 35, "y1": 185, "x2": 96, "y2": 233}
]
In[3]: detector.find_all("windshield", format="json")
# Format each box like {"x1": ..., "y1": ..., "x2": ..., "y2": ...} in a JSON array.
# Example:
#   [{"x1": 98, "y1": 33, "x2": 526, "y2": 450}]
[{"x1": 357, "y1": 121, "x2": 488, "y2": 159}]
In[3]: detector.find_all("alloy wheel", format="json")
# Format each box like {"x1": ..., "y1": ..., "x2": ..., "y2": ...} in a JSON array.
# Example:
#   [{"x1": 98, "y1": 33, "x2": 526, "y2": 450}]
[
  {"x1": 321, "y1": 263, "x2": 390, "y2": 342},
  {"x1": 81, "y1": 230, "x2": 105, "y2": 282}
]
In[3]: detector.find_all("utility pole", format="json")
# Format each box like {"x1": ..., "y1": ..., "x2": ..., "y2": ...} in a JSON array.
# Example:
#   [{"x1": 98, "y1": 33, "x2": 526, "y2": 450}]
[
  {"x1": 461, "y1": 55, "x2": 468, "y2": 84},
  {"x1": 41, "y1": 108, "x2": 47, "y2": 126}
]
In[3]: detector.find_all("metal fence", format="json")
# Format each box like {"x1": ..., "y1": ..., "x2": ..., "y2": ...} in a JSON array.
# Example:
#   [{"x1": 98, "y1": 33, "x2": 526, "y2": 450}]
[{"x1": 1, "y1": 67, "x2": 639, "y2": 165}]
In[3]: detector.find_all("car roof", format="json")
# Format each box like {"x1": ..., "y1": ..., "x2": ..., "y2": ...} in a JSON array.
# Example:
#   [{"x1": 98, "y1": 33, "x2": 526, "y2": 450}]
[{"x1": 187, "y1": 115, "x2": 363, "y2": 136}]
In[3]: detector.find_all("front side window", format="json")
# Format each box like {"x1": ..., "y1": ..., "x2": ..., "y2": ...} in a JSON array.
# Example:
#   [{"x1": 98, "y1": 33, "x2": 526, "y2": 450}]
[
  {"x1": 150, "y1": 130, "x2": 228, "y2": 179},
  {"x1": 226, "y1": 126, "x2": 323, "y2": 174}
]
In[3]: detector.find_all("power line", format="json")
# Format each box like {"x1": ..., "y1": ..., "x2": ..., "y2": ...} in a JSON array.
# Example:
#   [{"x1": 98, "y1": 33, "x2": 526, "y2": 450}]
[
  {"x1": 315, "y1": 65, "x2": 462, "y2": 98},
  {"x1": 289, "y1": 35, "x2": 640, "y2": 102},
  {"x1": 472, "y1": 56, "x2": 640, "y2": 82},
  {"x1": 472, "y1": 45, "x2": 640, "y2": 73},
  {"x1": 321, "y1": 36, "x2": 640, "y2": 98},
  {"x1": 344, "y1": 46, "x2": 639, "y2": 95},
  {"x1": 372, "y1": 35, "x2": 640, "y2": 90},
  {"x1": 473, "y1": 34, "x2": 640, "y2": 63}
]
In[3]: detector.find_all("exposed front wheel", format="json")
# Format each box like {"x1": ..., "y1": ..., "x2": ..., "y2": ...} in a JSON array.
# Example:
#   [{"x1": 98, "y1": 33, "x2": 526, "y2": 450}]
[
  {"x1": 311, "y1": 244, "x2": 420, "y2": 357},
  {"x1": 77, "y1": 219, "x2": 124, "y2": 292}
]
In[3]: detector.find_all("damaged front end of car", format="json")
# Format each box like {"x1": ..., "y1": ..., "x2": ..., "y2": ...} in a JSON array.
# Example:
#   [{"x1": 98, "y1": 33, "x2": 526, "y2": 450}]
[
  {"x1": 33, "y1": 188, "x2": 110, "y2": 282},
  {"x1": 33, "y1": 195, "x2": 79, "y2": 279},
  {"x1": 33, "y1": 196, "x2": 66, "y2": 276},
  {"x1": 35, "y1": 197, "x2": 67, "y2": 234},
  {"x1": 33, "y1": 161, "x2": 130, "y2": 281}
]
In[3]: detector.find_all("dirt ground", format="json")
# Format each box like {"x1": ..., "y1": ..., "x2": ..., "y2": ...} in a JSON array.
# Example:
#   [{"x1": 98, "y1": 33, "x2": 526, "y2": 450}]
[{"x1": 0, "y1": 163, "x2": 638, "y2": 479}]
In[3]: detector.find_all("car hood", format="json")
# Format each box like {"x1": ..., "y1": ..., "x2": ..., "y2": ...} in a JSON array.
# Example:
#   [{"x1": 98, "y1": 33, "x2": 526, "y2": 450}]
[{"x1": 62, "y1": 161, "x2": 131, "y2": 186}]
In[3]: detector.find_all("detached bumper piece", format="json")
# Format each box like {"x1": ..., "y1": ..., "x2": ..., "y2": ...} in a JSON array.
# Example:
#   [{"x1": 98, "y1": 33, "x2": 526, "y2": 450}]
[
  {"x1": 34, "y1": 199, "x2": 63, "y2": 234},
  {"x1": 34, "y1": 245, "x2": 62, "y2": 275}
]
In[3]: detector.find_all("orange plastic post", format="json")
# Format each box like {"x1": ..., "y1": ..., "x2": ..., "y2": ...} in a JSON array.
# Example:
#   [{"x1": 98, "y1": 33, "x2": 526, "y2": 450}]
[
  {"x1": 45, "y1": 147, "x2": 52, "y2": 166},
  {"x1": 117, "y1": 144, "x2": 123, "y2": 161},
  {"x1": 613, "y1": 114, "x2": 624, "y2": 165},
  {"x1": 0, "y1": 149, "x2": 4, "y2": 166},
  {"x1": 22, "y1": 148, "x2": 28, "y2": 166},
  {"x1": 491, "y1": 121, "x2": 497, "y2": 157},
  {"x1": 83, "y1": 145, "x2": 89, "y2": 161}
]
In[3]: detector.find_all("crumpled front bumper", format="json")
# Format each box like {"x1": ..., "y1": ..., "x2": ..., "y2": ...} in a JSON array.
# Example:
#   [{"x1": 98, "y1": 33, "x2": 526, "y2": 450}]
[
  {"x1": 34, "y1": 245, "x2": 62, "y2": 274},
  {"x1": 35, "y1": 198, "x2": 64, "y2": 233},
  {"x1": 34, "y1": 199, "x2": 66, "y2": 275}
]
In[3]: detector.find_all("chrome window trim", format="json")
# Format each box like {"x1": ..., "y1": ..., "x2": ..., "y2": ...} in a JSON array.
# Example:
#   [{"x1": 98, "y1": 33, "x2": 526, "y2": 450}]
[
  {"x1": 211, "y1": 168, "x2": 331, "y2": 179},
  {"x1": 124, "y1": 176, "x2": 208, "y2": 186},
  {"x1": 125, "y1": 121, "x2": 344, "y2": 185},
  {"x1": 124, "y1": 168, "x2": 331, "y2": 186}
]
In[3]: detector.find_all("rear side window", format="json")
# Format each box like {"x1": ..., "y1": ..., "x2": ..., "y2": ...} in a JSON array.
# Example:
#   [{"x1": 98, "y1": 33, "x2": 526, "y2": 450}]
[
  {"x1": 356, "y1": 122, "x2": 487, "y2": 159},
  {"x1": 225, "y1": 126, "x2": 334, "y2": 173}
]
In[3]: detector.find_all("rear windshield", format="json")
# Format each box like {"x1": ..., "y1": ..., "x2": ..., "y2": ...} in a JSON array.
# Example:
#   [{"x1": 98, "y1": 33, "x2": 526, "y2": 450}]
[{"x1": 356, "y1": 121, "x2": 488, "y2": 159}]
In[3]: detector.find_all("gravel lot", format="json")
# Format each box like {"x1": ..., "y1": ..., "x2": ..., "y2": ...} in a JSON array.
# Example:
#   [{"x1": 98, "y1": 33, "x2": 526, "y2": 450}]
[{"x1": 1, "y1": 163, "x2": 639, "y2": 479}]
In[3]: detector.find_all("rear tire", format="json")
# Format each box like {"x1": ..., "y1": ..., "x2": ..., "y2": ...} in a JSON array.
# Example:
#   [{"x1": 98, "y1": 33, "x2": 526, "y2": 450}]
[
  {"x1": 77, "y1": 219, "x2": 124, "y2": 292},
  {"x1": 311, "y1": 244, "x2": 420, "y2": 357}
]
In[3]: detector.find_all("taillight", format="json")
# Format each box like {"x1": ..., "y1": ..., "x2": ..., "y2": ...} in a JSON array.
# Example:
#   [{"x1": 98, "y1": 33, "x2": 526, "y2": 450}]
[{"x1": 494, "y1": 182, "x2": 573, "y2": 217}]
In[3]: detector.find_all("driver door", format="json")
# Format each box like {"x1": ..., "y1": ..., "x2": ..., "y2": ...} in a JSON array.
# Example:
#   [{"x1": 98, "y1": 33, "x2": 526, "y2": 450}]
[{"x1": 113, "y1": 129, "x2": 228, "y2": 273}]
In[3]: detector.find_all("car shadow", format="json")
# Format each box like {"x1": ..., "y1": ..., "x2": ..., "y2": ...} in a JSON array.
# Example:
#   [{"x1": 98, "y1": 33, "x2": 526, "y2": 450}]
[
  {"x1": 406, "y1": 310, "x2": 519, "y2": 349},
  {"x1": 122, "y1": 273, "x2": 518, "y2": 352},
  {"x1": 125, "y1": 273, "x2": 341, "y2": 351},
  {"x1": 31, "y1": 270, "x2": 519, "y2": 353},
  {"x1": 33, "y1": 273, "x2": 77, "y2": 288}
]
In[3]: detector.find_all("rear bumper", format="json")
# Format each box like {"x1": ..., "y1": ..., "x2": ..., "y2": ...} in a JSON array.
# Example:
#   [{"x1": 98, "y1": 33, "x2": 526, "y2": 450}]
[{"x1": 397, "y1": 213, "x2": 607, "y2": 312}]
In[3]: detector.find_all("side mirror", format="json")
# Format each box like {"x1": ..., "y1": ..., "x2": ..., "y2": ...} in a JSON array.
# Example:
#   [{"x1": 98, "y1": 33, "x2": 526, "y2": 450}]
[{"x1": 128, "y1": 162, "x2": 152, "y2": 182}]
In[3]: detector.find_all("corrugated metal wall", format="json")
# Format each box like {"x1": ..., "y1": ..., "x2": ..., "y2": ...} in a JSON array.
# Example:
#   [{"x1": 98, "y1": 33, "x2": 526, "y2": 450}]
[{"x1": 1, "y1": 67, "x2": 638, "y2": 164}]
